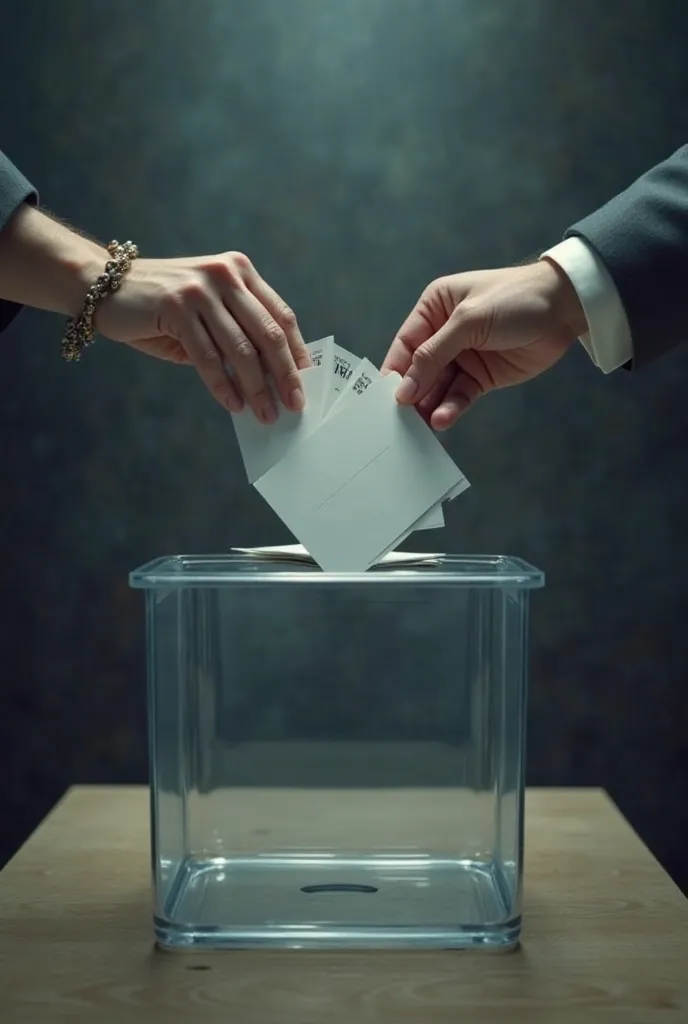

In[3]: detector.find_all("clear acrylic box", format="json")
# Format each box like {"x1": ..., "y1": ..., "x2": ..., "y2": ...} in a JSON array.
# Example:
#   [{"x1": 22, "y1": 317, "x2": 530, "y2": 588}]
[{"x1": 130, "y1": 553, "x2": 544, "y2": 951}]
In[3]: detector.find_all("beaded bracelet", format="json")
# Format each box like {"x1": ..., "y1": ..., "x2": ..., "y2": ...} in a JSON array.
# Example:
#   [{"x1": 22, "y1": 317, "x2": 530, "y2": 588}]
[{"x1": 61, "y1": 239, "x2": 139, "y2": 362}]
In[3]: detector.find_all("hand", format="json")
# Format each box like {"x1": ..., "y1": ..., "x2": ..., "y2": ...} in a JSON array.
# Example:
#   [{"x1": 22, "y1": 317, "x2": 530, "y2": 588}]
[
  {"x1": 96, "y1": 251, "x2": 311, "y2": 422},
  {"x1": 381, "y1": 260, "x2": 587, "y2": 430},
  {"x1": 0, "y1": 205, "x2": 308, "y2": 419}
]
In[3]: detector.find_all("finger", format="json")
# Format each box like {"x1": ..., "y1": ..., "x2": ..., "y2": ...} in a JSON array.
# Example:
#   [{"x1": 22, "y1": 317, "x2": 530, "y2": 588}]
[
  {"x1": 416, "y1": 365, "x2": 457, "y2": 423},
  {"x1": 430, "y1": 371, "x2": 485, "y2": 431},
  {"x1": 244, "y1": 269, "x2": 311, "y2": 371},
  {"x1": 395, "y1": 309, "x2": 476, "y2": 406},
  {"x1": 201, "y1": 299, "x2": 278, "y2": 423},
  {"x1": 225, "y1": 285, "x2": 305, "y2": 413},
  {"x1": 380, "y1": 306, "x2": 434, "y2": 377},
  {"x1": 179, "y1": 314, "x2": 244, "y2": 414},
  {"x1": 394, "y1": 316, "x2": 461, "y2": 405},
  {"x1": 380, "y1": 335, "x2": 413, "y2": 377}
]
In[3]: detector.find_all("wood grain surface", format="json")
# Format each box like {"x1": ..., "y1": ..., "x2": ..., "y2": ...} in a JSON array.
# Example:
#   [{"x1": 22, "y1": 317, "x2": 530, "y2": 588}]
[{"x1": 0, "y1": 787, "x2": 686, "y2": 1023}]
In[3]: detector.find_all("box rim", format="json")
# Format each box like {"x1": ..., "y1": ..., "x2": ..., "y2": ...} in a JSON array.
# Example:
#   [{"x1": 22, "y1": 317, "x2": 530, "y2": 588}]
[{"x1": 129, "y1": 553, "x2": 545, "y2": 589}]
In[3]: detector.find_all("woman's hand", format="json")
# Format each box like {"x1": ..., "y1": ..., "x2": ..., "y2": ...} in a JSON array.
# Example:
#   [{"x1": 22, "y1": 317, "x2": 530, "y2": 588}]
[
  {"x1": 0, "y1": 204, "x2": 310, "y2": 421},
  {"x1": 97, "y1": 251, "x2": 311, "y2": 422}
]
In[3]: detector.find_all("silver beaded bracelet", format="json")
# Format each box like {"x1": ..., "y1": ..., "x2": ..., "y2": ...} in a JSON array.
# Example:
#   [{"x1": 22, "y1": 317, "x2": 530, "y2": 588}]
[{"x1": 61, "y1": 239, "x2": 139, "y2": 362}]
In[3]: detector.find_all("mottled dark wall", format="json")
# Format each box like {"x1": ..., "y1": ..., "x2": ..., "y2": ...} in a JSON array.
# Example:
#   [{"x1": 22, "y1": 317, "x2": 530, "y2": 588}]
[{"x1": 1, "y1": 0, "x2": 687, "y2": 891}]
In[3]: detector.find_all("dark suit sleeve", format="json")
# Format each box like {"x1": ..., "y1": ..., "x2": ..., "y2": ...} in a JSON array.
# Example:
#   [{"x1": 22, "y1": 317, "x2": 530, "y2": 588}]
[
  {"x1": 565, "y1": 145, "x2": 688, "y2": 367},
  {"x1": 0, "y1": 150, "x2": 39, "y2": 334}
]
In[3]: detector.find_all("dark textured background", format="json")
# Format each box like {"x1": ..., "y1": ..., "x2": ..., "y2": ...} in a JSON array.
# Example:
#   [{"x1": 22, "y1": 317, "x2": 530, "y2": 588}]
[{"x1": 1, "y1": 0, "x2": 687, "y2": 891}]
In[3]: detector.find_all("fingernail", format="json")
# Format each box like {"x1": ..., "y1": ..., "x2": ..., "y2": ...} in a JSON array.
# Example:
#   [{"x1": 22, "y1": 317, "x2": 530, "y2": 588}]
[
  {"x1": 289, "y1": 386, "x2": 305, "y2": 411},
  {"x1": 261, "y1": 401, "x2": 278, "y2": 424},
  {"x1": 395, "y1": 375, "x2": 418, "y2": 403}
]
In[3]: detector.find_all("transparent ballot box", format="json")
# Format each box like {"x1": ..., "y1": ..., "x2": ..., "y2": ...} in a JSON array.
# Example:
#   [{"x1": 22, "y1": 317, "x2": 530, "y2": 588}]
[{"x1": 130, "y1": 553, "x2": 544, "y2": 950}]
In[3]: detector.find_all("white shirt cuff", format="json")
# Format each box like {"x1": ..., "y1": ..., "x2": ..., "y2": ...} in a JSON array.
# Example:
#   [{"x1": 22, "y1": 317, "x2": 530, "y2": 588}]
[{"x1": 541, "y1": 237, "x2": 633, "y2": 373}]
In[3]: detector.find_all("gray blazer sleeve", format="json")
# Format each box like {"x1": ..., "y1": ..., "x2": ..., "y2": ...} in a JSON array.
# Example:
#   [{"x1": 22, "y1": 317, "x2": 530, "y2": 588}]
[
  {"x1": 565, "y1": 145, "x2": 688, "y2": 367},
  {"x1": 0, "y1": 150, "x2": 38, "y2": 334}
]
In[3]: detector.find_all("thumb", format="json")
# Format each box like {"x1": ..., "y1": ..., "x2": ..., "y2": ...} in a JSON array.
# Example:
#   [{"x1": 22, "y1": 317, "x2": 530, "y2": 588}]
[{"x1": 395, "y1": 308, "x2": 476, "y2": 406}]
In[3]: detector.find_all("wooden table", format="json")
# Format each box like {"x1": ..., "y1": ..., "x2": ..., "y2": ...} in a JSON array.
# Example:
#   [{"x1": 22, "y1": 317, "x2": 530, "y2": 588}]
[{"x1": 0, "y1": 788, "x2": 686, "y2": 1022}]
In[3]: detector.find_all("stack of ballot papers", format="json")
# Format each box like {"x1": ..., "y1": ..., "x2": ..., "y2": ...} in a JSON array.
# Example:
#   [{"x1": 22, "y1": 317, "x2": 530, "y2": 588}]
[
  {"x1": 232, "y1": 543, "x2": 445, "y2": 568},
  {"x1": 230, "y1": 336, "x2": 470, "y2": 572}
]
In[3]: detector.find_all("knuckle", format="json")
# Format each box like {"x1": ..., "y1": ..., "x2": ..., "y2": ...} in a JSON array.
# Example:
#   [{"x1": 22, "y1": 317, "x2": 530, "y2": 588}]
[
  {"x1": 199, "y1": 345, "x2": 220, "y2": 363},
  {"x1": 262, "y1": 319, "x2": 287, "y2": 349},
  {"x1": 229, "y1": 251, "x2": 252, "y2": 274},
  {"x1": 179, "y1": 276, "x2": 207, "y2": 305},
  {"x1": 247, "y1": 386, "x2": 271, "y2": 404},
  {"x1": 280, "y1": 367, "x2": 301, "y2": 389},
  {"x1": 456, "y1": 299, "x2": 480, "y2": 323},
  {"x1": 233, "y1": 337, "x2": 259, "y2": 362},
  {"x1": 277, "y1": 303, "x2": 298, "y2": 330},
  {"x1": 412, "y1": 344, "x2": 438, "y2": 371},
  {"x1": 206, "y1": 258, "x2": 242, "y2": 289}
]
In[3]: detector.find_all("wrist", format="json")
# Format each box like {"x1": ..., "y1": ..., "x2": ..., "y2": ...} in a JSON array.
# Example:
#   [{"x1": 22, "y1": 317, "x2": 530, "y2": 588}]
[
  {"x1": 63, "y1": 237, "x2": 110, "y2": 319},
  {"x1": 42, "y1": 217, "x2": 108, "y2": 319},
  {"x1": 539, "y1": 255, "x2": 588, "y2": 341},
  {"x1": 0, "y1": 203, "x2": 108, "y2": 318}
]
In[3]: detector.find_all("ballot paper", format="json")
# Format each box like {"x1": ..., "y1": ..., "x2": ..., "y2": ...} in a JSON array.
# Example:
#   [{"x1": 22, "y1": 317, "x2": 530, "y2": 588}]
[
  {"x1": 325, "y1": 358, "x2": 445, "y2": 530},
  {"x1": 307, "y1": 335, "x2": 335, "y2": 370},
  {"x1": 230, "y1": 337, "x2": 470, "y2": 572},
  {"x1": 325, "y1": 356, "x2": 378, "y2": 419},
  {"x1": 232, "y1": 543, "x2": 443, "y2": 568},
  {"x1": 231, "y1": 337, "x2": 334, "y2": 484},
  {"x1": 331, "y1": 343, "x2": 361, "y2": 403},
  {"x1": 254, "y1": 372, "x2": 466, "y2": 571}
]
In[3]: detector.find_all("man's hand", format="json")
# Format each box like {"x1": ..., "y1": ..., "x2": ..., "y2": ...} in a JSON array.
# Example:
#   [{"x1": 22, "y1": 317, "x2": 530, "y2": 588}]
[
  {"x1": 97, "y1": 252, "x2": 310, "y2": 422},
  {"x1": 382, "y1": 260, "x2": 587, "y2": 430}
]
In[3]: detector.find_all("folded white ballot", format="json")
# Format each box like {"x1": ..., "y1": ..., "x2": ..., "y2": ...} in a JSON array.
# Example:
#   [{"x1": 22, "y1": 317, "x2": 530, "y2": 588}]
[{"x1": 230, "y1": 337, "x2": 470, "y2": 572}]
